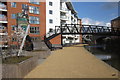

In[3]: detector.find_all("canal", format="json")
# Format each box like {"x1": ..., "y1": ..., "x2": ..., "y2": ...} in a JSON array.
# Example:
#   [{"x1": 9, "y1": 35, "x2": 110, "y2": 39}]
[{"x1": 84, "y1": 44, "x2": 120, "y2": 71}]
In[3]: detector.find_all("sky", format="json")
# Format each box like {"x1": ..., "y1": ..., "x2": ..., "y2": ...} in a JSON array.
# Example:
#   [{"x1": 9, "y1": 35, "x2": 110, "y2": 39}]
[{"x1": 72, "y1": 2, "x2": 119, "y2": 26}]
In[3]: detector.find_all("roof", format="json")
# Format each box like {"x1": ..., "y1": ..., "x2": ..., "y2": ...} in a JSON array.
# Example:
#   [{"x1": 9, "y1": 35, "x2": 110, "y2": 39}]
[
  {"x1": 112, "y1": 16, "x2": 120, "y2": 21},
  {"x1": 66, "y1": 2, "x2": 77, "y2": 14}
]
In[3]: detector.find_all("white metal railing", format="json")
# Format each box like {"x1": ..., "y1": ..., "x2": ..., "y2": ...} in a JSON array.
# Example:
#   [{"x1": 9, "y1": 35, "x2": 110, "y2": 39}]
[
  {"x1": 60, "y1": 15, "x2": 68, "y2": 20},
  {"x1": 0, "y1": 45, "x2": 8, "y2": 47},
  {"x1": 60, "y1": 7, "x2": 69, "y2": 12},
  {"x1": 0, "y1": 33, "x2": 8, "y2": 35}
]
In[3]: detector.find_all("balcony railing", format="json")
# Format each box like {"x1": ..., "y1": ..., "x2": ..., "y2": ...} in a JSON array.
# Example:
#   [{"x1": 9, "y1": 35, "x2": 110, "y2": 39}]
[
  {"x1": 60, "y1": 16, "x2": 68, "y2": 20},
  {"x1": 0, "y1": 44, "x2": 8, "y2": 47},
  {"x1": 0, "y1": 33, "x2": 8, "y2": 35},
  {"x1": 60, "y1": 7, "x2": 69, "y2": 12}
]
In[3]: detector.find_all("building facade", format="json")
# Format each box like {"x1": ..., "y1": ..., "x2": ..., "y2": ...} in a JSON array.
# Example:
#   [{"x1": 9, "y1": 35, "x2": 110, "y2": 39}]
[
  {"x1": 60, "y1": 1, "x2": 81, "y2": 45},
  {"x1": 46, "y1": 0, "x2": 60, "y2": 33},
  {"x1": 111, "y1": 16, "x2": 120, "y2": 28},
  {"x1": 0, "y1": 2, "x2": 8, "y2": 48},
  {"x1": 0, "y1": 1, "x2": 46, "y2": 48},
  {"x1": 0, "y1": 0, "x2": 82, "y2": 49}
]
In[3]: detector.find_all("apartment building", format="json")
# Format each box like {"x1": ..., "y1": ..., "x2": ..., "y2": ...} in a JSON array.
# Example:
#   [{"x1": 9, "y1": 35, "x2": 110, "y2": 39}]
[
  {"x1": 0, "y1": 2, "x2": 8, "y2": 48},
  {"x1": 45, "y1": 1, "x2": 81, "y2": 46},
  {"x1": 0, "y1": 1, "x2": 46, "y2": 49},
  {"x1": 0, "y1": 0, "x2": 81, "y2": 49},
  {"x1": 46, "y1": 0, "x2": 60, "y2": 33},
  {"x1": 60, "y1": 1, "x2": 81, "y2": 45}
]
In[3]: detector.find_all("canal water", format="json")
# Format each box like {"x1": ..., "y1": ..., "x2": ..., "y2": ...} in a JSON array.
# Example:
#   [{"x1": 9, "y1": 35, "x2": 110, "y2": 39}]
[{"x1": 84, "y1": 45, "x2": 120, "y2": 71}]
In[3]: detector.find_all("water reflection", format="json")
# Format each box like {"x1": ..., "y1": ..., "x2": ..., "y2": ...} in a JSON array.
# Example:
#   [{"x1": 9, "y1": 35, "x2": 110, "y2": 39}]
[
  {"x1": 84, "y1": 45, "x2": 120, "y2": 71},
  {"x1": 95, "y1": 54, "x2": 111, "y2": 60}
]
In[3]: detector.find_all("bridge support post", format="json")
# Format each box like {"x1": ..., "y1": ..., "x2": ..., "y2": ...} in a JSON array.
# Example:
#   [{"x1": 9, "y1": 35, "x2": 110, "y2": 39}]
[{"x1": 61, "y1": 24, "x2": 63, "y2": 46}]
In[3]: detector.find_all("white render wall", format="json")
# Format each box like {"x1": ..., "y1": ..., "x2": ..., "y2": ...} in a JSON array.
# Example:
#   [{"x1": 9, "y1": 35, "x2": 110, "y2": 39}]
[
  {"x1": 45, "y1": 0, "x2": 80, "y2": 44},
  {"x1": 46, "y1": 0, "x2": 60, "y2": 33},
  {"x1": 60, "y1": 2, "x2": 80, "y2": 44}
]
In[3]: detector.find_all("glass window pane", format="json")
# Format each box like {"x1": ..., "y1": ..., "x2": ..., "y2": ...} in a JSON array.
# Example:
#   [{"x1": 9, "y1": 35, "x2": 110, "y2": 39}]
[{"x1": 11, "y1": 2, "x2": 16, "y2": 8}]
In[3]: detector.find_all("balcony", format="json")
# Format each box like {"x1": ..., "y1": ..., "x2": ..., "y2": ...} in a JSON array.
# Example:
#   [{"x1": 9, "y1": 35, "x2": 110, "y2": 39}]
[
  {"x1": 0, "y1": 33, "x2": 8, "y2": 35},
  {"x1": 0, "y1": 14, "x2": 7, "y2": 23},
  {"x1": 0, "y1": 42, "x2": 8, "y2": 47},
  {"x1": 0, "y1": 28, "x2": 8, "y2": 35},
  {"x1": 0, "y1": 44, "x2": 8, "y2": 47},
  {"x1": 60, "y1": 7, "x2": 69, "y2": 13},
  {"x1": 60, "y1": 15, "x2": 68, "y2": 21},
  {"x1": 0, "y1": 8, "x2": 7, "y2": 12},
  {"x1": 0, "y1": 3, "x2": 7, "y2": 11}
]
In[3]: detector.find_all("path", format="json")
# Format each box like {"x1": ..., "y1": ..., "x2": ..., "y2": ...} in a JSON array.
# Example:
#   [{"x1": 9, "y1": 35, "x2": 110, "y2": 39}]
[{"x1": 25, "y1": 44, "x2": 119, "y2": 78}]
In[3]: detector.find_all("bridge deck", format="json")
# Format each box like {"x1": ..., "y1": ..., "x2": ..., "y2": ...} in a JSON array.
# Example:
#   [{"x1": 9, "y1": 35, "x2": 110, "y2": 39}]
[{"x1": 25, "y1": 44, "x2": 119, "y2": 78}]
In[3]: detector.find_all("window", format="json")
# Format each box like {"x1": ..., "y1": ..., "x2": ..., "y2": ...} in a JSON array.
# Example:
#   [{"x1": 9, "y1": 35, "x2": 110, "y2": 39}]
[
  {"x1": 31, "y1": 37, "x2": 40, "y2": 41},
  {"x1": 49, "y1": 19, "x2": 53, "y2": 23},
  {"x1": 49, "y1": 2, "x2": 53, "y2": 6},
  {"x1": 29, "y1": 6, "x2": 39, "y2": 14},
  {"x1": 49, "y1": 28, "x2": 53, "y2": 32},
  {"x1": 29, "y1": 16, "x2": 40, "y2": 24},
  {"x1": 29, "y1": 0, "x2": 40, "y2": 4},
  {"x1": 12, "y1": 37, "x2": 17, "y2": 42},
  {"x1": 22, "y1": 4, "x2": 28, "y2": 9},
  {"x1": 11, "y1": 25, "x2": 16, "y2": 30},
  {"x1": 49, "y1": 10, "x2": 53, "y2": 14},
  {"x1": 11, "y1": 14, "x2": 16, "y2": 19},
  {"x1": 30, "y1": 27, "x2": 40, "y2": 34},
  {"x1": 11, "y1": 2, "x2": 16, "y2": 8}
]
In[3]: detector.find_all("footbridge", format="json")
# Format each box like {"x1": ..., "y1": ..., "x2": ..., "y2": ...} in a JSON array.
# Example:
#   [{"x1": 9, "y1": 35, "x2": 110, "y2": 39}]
[{"x1": 44, "y1": 24, "x2": 120, "y2": 50}]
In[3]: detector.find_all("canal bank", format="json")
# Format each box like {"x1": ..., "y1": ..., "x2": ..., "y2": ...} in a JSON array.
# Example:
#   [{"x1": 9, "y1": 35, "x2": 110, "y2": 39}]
[{"x1": 25, "y1": 44, "x2": 119, "y2": 78}]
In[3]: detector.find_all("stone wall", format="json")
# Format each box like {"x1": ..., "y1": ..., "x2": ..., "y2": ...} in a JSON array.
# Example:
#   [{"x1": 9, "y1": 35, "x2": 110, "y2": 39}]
[
  {"x1": 25, "y1": 50, "x2": 51, "y2": 59},
  {"x1": 2, "y1": 49, "x2": 51, "y2": 78},
  {"x1": 2, "y1": 56, "x2": 38, "y2": 78}
]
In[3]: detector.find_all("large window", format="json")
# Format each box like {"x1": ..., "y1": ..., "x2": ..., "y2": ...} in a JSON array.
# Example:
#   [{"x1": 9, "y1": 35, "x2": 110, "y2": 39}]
[
  {"x1": 30, "y1": 27, "x2": 40, "y2": 34},
  {"x1": 29, "y1": 6, "x2": 39, "y2": 14},
  {"x1": 29, "y1": 0, "x2": 40, "y2": 4},
  {"x1": 29, "y1": 16, "x2": 40, "y2": 24},
  {"x1": 11, "y1": 2, "x2": 16, "y2": 8},
  {"x1": 11, "y1": 14, "x2": 16, "y2": 19}
]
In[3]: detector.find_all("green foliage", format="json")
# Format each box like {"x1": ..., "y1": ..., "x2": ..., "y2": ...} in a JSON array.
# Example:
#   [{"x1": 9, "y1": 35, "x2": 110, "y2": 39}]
[{"x1": 2, "y1": 56, "x2": 32, "y2": 64}]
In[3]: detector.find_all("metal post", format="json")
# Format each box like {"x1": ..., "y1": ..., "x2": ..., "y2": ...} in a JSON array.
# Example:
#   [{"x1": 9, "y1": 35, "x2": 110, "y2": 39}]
[
  {"x1": 17, "y1": 24, "x2": 30, "y2": 56},
  {"x1": 61, "y1": 24, "x2": 63, "y2": 46}
]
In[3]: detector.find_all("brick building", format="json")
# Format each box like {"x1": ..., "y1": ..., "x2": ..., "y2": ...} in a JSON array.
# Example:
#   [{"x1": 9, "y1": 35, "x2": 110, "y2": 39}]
[
  {"x1": 0, "y1": 0, "x2": 82, "y2": 49},
  {"x1": 111, "y1": 16, "x2": 120, "y2": 28}
]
